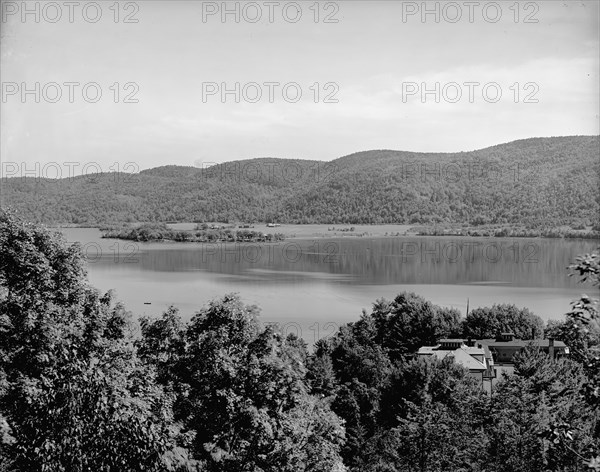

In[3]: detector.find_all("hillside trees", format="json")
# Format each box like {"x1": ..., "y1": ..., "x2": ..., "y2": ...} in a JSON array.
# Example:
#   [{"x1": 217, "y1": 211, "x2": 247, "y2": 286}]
[
  {"x1": 558, "y1": 248, "x2": 600, "y2": 469},
  {"x1": 137, "y1": 295, "x2": 347, "y2": 472},
  {"x1": 0, "y1": 210, "x2": 347, "y2": 471},
  {"x1": 2, "y1": 208, "x2": 599, "y2": 471},
  {"x1": 0, "y1": 209, "x2": 174, "y2": 471},
  {"x1": 306, "y1": 292, "x2": 465, "y2": 468},
  {"x1": 2, "y1": 137, "x2": 599, "y2": 228},
  {"x1": 485, "y1": 248, "x2": 600, "y2": 471},
  {"x1": 487, "y1": 348, "x2": 598, "y2": 472},
  {"x1": 364, "y1": 357, "x2": 489, "y2": 472}
]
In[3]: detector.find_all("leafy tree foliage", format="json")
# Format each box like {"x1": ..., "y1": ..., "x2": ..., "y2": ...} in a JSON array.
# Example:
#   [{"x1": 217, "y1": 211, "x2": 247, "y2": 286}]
[
  {"x1": 307, "y1": 292, "x2": 465, "y2": 468},
  {"x1": 354, "y1": 293, "x2": 463, "y2": 361},
  {"x1": 0, "y1": 212, "x2": 347, "y2": 471},
  {"x1": 0, "y1": 209, "x2": 173, "y2": 471},
  {"x1": 545, "y1": 318, "x2": 600, "y2": 365},
  {"x1": 488, "y1": 348, "x2": 598, "y2": 472},
  {"x1": 306, "y1": 278, "x2": 600, "y2": 472},
  {"x1": 365, "y1": 357, "x2": 489, "y2": 472},
  {"x1": 486, "y1": 249, "x2": 600, "y2": 472},
  {"x1": 2, "y1": 210, "x2": 599, "y2": 471},
  {"x1": 553, "y1": 248, "x2": 600, "y2": 470},
  {"x1": 137, "y1": 295, "x2": 347, "y2": 472},
  {"x1": 462, "y1": 303, "x2": 544, "y2": 340}
]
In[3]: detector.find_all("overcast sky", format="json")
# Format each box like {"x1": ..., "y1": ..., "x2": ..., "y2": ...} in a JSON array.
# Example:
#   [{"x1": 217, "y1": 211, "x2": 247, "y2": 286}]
[{"x1": 1, "y1": 0, "x2": 598, "y2": 175}]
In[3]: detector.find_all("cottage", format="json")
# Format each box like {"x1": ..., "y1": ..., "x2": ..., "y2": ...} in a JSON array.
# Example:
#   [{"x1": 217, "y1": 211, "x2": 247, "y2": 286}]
[
  {"x1": 417, "y1": 333, "x2": 570, "y2": 392},
  {"x1": 477, "y1": 332, "x2": 569, "y2": 380},
  {"x1": 417, "y1": 339, "x2": 495, "y2": 393}
]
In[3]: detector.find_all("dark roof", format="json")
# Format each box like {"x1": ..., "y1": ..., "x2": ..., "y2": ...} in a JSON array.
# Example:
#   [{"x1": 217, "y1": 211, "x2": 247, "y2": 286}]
[
  {"x1": 479, "y1": 338, "x2": 566, "y2": 348},
  {"x1": 479, "y1": 343, "x2": 492, "y2": 358}
]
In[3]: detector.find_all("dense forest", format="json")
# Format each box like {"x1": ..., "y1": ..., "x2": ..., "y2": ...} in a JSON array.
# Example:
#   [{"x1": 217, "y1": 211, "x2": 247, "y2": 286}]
[
  {"x1": 1, "y1": 136, "x2": 599, "y2": 229},
  {"x1": 1, "y1": 210, "x2": 599, "y2": 471}
]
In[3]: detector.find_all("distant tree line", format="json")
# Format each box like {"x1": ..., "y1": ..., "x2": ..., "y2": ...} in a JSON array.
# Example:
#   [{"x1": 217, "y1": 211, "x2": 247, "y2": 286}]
[
  {"x1": 416, "y1": 225, "x2": 600, "y2": 239},
  {"x1": 101, "y1": 223, "x2": 285, "y2": 243},
  {"x1": 1, "y1": 209, "x2": 599, "y2": 471}
]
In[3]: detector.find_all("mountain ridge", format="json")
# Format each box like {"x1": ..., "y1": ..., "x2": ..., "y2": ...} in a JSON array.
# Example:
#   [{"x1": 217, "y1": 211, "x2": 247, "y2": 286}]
[{"x1": 1, "y1": 136, "x2": 598, "y2": 227}]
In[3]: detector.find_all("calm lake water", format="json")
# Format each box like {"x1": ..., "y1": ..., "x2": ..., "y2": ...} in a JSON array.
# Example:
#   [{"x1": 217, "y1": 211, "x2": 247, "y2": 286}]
[{"x1": 58, "y1": 227, "x2": 599, "y2": 345}]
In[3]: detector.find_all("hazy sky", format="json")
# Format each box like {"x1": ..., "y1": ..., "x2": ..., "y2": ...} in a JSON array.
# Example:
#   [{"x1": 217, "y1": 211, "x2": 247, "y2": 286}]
[{"x1": 1, "y1": 0, "x2": 598, "y2": 175}]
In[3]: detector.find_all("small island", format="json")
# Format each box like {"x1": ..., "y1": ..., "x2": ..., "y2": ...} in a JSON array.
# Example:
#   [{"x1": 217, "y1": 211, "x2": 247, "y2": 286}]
[{"x1": 100, "y1": 222, "x2": 285, "y2": 243}]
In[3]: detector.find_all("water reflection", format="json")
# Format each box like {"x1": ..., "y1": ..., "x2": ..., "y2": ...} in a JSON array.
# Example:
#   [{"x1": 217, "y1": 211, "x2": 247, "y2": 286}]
[
  {"x1": 126, "y1": 237, "x2": 594, "y2": 288},
  {"x1": 59, "y1": 228, "x2": 599, "y2": 334}
]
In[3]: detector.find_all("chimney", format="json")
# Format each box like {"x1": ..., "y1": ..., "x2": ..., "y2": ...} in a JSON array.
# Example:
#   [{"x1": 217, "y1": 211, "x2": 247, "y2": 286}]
[{"x1": 548, "y1": 337, "x2": 555, "y2": 360}]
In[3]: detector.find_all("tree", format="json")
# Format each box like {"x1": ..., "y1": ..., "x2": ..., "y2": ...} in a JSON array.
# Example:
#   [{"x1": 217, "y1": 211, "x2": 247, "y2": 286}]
[
  {"x1": 545, "y1": 318, "x2": 600, "y2": 365},
  {"x1": 370, "y1": 292, "x2": 463, "y2": 360},
  {"x1": 0, "y1": 209, "x2": 173, "y2": 471},
  {"x1": 364, "y1": 356, "x2": 489, "y2": 472},
  {"x1": 557, "y1": 248, "x2": 600, "y2": 470},
  {"x1": 488, "y1": 347, "x2": 597, "y2": 472},
  {"x1": 309, "y1": 314, "x2": 392, "y2": 468},
  {"x1": 462, "y1": 303, "x2": 544, "y2": 340},
  {"x1": 138, "y1": 294, "x2": 347, "y2": 472},
  {"x1": 306, "y1": 339, "x2": 337, "y2": 397}
]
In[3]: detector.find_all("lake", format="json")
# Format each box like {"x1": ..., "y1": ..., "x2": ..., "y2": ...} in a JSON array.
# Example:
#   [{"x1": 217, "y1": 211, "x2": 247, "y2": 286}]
[{"x1": 58, "y1": 227, "x2": 599, "y2": 345}]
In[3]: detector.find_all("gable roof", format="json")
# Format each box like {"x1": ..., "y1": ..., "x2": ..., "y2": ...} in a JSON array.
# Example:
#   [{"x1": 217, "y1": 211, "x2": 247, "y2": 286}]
[
  {"x1": 419, "y1": 346, "x2": 487, "y2": 372},
  {"x1": 435, "y1": 348, "x2": 487, "y2": 371}
]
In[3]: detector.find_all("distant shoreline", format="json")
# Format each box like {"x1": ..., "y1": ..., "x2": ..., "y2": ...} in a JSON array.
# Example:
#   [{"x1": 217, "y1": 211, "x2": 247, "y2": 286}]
[{"x1": 52, "y1": 222, "x2": 600, "y2": 242}]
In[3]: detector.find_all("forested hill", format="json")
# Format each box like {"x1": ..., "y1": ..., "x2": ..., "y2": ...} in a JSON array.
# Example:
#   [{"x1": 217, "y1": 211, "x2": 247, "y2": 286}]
[{"x1": 1, "y1": 136, "x2": 599, "y2": 227}]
